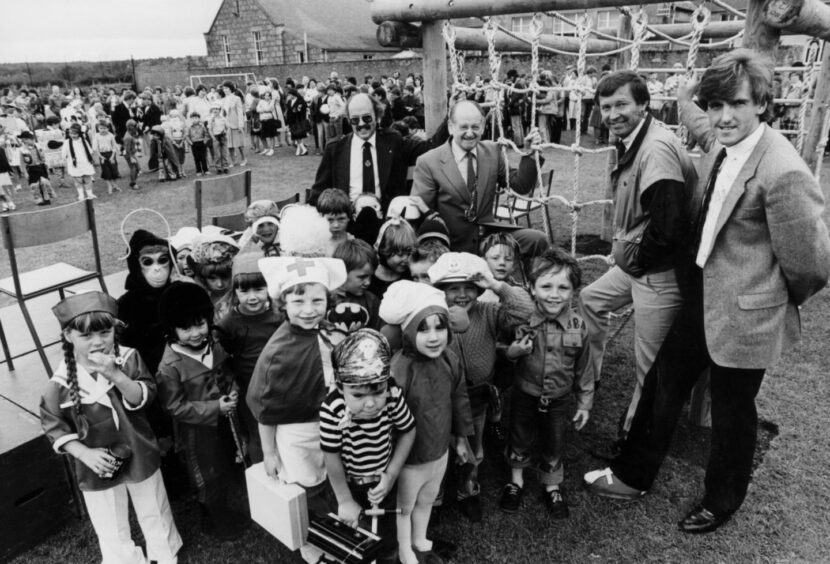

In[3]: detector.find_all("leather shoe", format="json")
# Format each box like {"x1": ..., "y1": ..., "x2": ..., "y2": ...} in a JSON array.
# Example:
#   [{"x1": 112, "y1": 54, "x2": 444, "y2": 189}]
[
  {"x1": 591, "y1": 439, "x2": 624, "y2": 461},
  {"x1": 678, "y1": 505, "x2": 731, "y2": 534},
  {"x1": 583, "y1": 468, "x2": 646, "y2": 500},
  {"x1": 457, "y1": 495, "x2": 482, "y2": 523}
]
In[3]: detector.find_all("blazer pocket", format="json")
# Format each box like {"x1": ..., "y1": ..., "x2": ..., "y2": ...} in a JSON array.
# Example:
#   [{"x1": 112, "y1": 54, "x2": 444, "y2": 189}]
[
  {"x1": 737, "y1": 290, "x2": 789, "y2": 310},
  {"x1": 732, "y1": 206, "x2": 764, "y2": 219}
]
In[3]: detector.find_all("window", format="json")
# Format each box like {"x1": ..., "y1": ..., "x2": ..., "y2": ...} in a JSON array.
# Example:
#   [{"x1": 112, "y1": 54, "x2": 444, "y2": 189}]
[
  {"x1": 253, "y1": 31, "x2": 263, "y2": 65},
  {"x1": 234, "y1": 0, "x2": 240, "y2": 16},
  {"x1": 296, "y1": 51, "x2": 305, "y2": 64},
  {"x1": 222, "y1": 35, "x2": 231, "y2": 67},
  {"x1": 594, "y1": 9, "x2": 621, "y2": 30},
  {"x1": 552, "y1": 15, "x2": 576, "y2": 36},
  {"x1": 511, "y1": 16, "x2": 533, "y2": 33}
]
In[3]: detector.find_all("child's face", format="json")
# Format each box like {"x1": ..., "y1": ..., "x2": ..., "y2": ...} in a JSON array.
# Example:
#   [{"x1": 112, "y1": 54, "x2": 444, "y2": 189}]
[
  {"x1": 531, "y1": 267, "x2": 574, "y2": 319},
  {"x1": 415, "y1": 314, "x2": 448, "y2": 358},
  {"x1": 408, "y1": 259, "x2": 434, "y2": 285},
  {"x1": 383, "y1": 247, "x2": 412, "y2": 274},
  {"x1": 176, "y1": 250, "x2": 194, "y2": 277},
  {"x1": 442, "y1": 282, "x2": 479, "y2": 311},
  {"x1": 97, "y1": 125, "x2": 108, "y2": 135},
  {"x1": 68, "y1": 129, "x2": 80, "y2": 139},
  {"x1": 255, "y1": 222, "x2": 278, "y2": 245},
  {"x1": 139, "y1": 251, "x2": 171, "y2": 289},
  {"x1": 204, "y1": 274, "x2": 230, "y2": 295},
  {"x1": 342, "y1": 381, "x2": 388, "y2": 420},
  {"x1": 174, "y1": 320, "x2": 209, "y2": 348},
  {"x1": 324, "y1": 213, "x2": 350, "y2": 238},
  {"x1": 484, "y1": 244, "x2": 516, "y2": 281},
  {"x1": 236, "y1": 286, "x2": 269, "y2": 315},
  {"x1": 284, "y1": 283, "x2": 328, "y2": 329},
  {"x1": 64, "y1": 326, "x2": 115, "y2": 363},
  {"x1": 341, "y1": 262, "x2": 372, "y2": 296}
]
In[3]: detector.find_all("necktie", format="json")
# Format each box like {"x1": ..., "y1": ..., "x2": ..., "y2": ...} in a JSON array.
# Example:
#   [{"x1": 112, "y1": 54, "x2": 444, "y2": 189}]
[
  {"x1": 465, "y1": 151, "x2": 477, "y2": 222},
  {"x1": 693, "y1": 147, "x2": 728, "y2": 252},
  {"x1": 615, "y1": 140, "x2": 626, "y2": 164},
  {"x1": 362, "y1": 141, "x2": 375, "y2": 195}
]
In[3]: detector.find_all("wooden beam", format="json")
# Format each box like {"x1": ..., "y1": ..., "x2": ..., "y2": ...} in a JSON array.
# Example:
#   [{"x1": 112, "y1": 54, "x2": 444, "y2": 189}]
[
  {"x1": 764, "y1": 0, "x2": 830, "y2": 41},
  {"x1": 371, "y1": 0, "x2": 669, "y2": 24},
  {"x1": 376, "y1": 20, "x2": 748, "y2": 52},
  {"x1": 802, "y1": 42, "x2": 830, "y2": 171},
  {"x1": 743, "y1": 0, "x2": 781, "y2": 56},
  {"x1": 422, "y1": 20, "x2": 447, "y2": 137}
]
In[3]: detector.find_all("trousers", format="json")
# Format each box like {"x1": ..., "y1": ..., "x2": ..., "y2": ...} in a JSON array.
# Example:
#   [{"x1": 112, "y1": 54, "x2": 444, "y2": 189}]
[{"x1": 611, "y1": 269, "x2": 765, "y2": 515}]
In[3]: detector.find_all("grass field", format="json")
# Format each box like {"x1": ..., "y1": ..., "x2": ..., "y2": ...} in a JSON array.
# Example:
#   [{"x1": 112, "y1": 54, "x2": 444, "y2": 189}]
[{"x1": 8, "y1": 131, "x2": 830, "y2": 563}]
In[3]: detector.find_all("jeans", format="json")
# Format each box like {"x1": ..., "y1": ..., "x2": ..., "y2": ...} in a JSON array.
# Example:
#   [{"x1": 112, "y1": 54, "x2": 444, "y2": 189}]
[{"x1": 506, "y1": 389, "x2": 568, "y2": 486}]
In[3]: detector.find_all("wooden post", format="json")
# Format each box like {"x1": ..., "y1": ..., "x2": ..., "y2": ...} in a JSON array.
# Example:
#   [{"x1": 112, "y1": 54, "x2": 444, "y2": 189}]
[
  {"x1": 744, "y1": 0, "x2": 781, "y2": 56},
  {"x1": 422, "y1": 21, "x2": 447, "y2": 137},
  {"x1": 764, "y1": 0, "x2": 830, "y2": 42},
  {"x1": 802, "y1": 43, "x2": 830, "y2": 170}
]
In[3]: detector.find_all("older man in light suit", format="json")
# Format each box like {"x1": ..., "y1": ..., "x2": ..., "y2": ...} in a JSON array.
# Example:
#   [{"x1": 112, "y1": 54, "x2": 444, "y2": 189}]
[
  {"x1": 583, "y1": 49, "x2": 830, "y2": 533},
  {"x1": 411, "y1": 100, "x2": 548, "y2": 256}
]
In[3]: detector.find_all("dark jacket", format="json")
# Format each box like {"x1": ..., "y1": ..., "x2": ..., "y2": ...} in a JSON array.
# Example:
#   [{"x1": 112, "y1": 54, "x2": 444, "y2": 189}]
[{"x1": 117, "y1": 229, "x2": 174, "y2": 373}]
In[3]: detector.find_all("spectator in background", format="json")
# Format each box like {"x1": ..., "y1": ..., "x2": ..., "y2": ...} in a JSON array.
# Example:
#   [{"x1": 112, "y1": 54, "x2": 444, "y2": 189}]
[
  {"x1": 221, "y1": 81, "x2": 247, "y2": 167},
  {"x1": 112, "y1": 90, "x2": 136, "y2": 147}
]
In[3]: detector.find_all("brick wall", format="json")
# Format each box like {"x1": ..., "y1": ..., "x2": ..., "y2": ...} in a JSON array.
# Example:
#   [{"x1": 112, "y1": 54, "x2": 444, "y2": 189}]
[{"x1": 205, "y1": 0, "x2": 286, "y2": 68}]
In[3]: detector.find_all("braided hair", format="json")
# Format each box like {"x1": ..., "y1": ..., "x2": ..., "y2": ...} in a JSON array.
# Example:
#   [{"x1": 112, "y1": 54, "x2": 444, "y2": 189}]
[
  {"x1": 61, "y1": 336, "x2": 89, "y2": 440},
  {"x1": 61, "y1": 311, "x2": 126, "y2": 440}
]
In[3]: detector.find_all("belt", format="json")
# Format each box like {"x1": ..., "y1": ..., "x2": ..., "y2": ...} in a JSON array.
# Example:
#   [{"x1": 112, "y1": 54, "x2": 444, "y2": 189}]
[{"x1": 348, "y1": 474, "x2": 380, "y2": 486}]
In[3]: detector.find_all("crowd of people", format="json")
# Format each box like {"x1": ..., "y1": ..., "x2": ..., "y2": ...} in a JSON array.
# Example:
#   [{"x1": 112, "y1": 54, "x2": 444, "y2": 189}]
[{"x1": 16, "y1": 46, "x2": 830, "y2": 564}]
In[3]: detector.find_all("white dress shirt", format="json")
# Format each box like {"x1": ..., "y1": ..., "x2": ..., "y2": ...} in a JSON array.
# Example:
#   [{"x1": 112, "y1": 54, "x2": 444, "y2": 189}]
[
  {"x1": 349, "y1": 133, "x2": 380, "y2": 201},
  {"x1": 695, "y1": 123, "x2": 765, "y2": 267}
]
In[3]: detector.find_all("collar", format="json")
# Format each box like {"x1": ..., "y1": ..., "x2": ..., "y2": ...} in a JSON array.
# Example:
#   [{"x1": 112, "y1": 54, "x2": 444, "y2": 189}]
[
  {"x1": 526, "y1": 304, "x2": 572, "y2": 328},
  {"x1": 724, "y1": 122, "x2": 765, "y2": 159},
  {"x1": 451, "y1": 140, "x2": 477, "y2": 165},
  {"x1": 621, "y1": 114, "x2": 647, "y2": 151},
  {"x1": 171, "y1": 342, "x2": 213, "y2": 367},
  {"x1": 353, "y1": 132, "x2": 377, "y2": 149}
]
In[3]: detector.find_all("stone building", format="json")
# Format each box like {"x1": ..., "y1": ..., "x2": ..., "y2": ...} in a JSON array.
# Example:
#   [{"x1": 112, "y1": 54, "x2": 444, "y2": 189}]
[{"x1": 204, "y1": 0, "x2": 399, "y2": 68}]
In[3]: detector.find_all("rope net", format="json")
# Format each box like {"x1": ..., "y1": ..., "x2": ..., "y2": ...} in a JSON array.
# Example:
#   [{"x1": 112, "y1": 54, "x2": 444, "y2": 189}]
[{"x1": 440, "y1": 4, "x2": 821, "y2": 266}]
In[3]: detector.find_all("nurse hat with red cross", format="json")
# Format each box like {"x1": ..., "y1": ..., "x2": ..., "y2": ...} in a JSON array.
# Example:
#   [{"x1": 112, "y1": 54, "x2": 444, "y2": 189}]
[{"x1": 258, "y1": 256, "x2": 347, "y2": 298}]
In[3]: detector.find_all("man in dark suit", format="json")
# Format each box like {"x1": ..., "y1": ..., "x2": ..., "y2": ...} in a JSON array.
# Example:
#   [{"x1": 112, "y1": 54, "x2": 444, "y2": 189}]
[
  {"x1": 111, "y1": 91, "x2": 136, "y2": 147},
  {"x1": 411, "y1": 100, "x2": 548, "y2": 256},
  {"x1": 139, "y1": 94, "x2": 163, "y2": 172},
  {"x1": 308, "y1": 93, "x2": 447, "y2": 212},
  {"x1": 584, "y1": 49, "x2": 830, "y2": 533}
]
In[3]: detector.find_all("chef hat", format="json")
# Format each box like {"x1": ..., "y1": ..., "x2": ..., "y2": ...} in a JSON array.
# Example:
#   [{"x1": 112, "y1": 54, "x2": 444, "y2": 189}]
[
  {"x1": 52, "y1": 291, "x2": 118, "y2": 329},
  {"x1": 170, "y1": 226, "x2": 201, "y2": 253},
  {"x1": 386, "y1": 196, "x2": 422, "y2": 222},
  {"x1": 331, "y1": 329, "x2": 391, "y2": 386},
  {"x1": 428, "y1": 252, "x2": 489, "y2": 286},
  {"x1": 379, "y1": 280, "x2": 447, "y2": 334},
  {"x1": 278, "y1": 204, "x2": 332, "y2": 258},
  {"x1": 258, "y1": 256, "x2": 347, "y2": 298}
]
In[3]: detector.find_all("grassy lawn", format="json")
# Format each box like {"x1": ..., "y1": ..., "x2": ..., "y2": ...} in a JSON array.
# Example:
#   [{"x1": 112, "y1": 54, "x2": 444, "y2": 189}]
[{"x1": 8, "y1": 132, "x2": 830, "y2": 563}]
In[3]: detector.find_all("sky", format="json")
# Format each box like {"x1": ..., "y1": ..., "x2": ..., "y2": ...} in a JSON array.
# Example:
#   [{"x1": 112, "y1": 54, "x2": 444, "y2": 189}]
[{"x1": 0, "y1": 0, "x2": 225, "y2": 63}]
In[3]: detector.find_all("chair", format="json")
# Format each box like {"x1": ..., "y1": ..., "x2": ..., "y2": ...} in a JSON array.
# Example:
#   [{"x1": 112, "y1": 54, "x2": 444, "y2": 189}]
[
  {"x1": 495, "y1": 169, "x2": 554, "y2": 227},
  {"x1": 212, "y1": 212, "x2": 247, "y2": 232},
  {"x1": 276, "y1": 192, "x2": 300, "y2": 210},
  {"x1": 0, "y1": 199, "x2": 107, "y2": 375},
  {"x1": 195, "y1": 169, "x2": 252, "y2": 228}
]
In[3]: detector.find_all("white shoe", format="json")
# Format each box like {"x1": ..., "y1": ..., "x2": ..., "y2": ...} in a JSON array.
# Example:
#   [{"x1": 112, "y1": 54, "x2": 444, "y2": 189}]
[
  {"x1": 266, "y1": 149, "x2": 274, "y2": 156},
  {"x1": 240, "y1": 160, "x2": 247, "y2": 166}
]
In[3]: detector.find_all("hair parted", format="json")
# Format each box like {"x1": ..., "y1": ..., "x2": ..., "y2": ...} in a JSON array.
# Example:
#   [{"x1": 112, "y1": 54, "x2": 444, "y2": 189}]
[{"x1": 697, "y1": 48, "x2": 775, "y2": 123}]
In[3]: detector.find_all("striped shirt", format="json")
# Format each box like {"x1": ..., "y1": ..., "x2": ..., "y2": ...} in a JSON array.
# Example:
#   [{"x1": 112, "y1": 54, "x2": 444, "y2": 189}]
[{"x1": 319, "y1": 383, "x2": 415, "y2": 478}]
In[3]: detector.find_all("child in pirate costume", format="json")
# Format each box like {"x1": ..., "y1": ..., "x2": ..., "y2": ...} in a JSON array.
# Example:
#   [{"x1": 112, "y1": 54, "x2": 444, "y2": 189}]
[
  {"x1": 156, "y1": 281, "x2": 249, "y2": 541},
  {"x1": 40, "y1": 292, "x2": 182, "y2": 564},
  {"x1": 320, "y1": 329, "x2": 416, "y2": 563}
]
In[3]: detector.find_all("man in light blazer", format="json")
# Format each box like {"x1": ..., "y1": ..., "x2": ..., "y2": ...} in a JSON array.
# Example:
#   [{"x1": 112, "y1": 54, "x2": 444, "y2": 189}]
[
  {"x1": 411, "y1": 100, "x2": 548, "y2": 256},
  {"x1": 584, "y1": 49, "x2": 830, "y2": 533}
]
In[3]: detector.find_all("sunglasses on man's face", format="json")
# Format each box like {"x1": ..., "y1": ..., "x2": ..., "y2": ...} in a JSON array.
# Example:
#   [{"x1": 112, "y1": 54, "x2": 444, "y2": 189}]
[
  {"x1": 348, "y1": 114, "x2": 374, "y2": 127},
  {"x1": 139, "y1": 255, "x2": 171, "y2": 268}
]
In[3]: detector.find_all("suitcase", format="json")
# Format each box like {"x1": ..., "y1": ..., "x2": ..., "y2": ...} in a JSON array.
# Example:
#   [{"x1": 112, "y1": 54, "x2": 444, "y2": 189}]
[{"x1": 245, "y1": 462, "x2": 308, "y2": 550}]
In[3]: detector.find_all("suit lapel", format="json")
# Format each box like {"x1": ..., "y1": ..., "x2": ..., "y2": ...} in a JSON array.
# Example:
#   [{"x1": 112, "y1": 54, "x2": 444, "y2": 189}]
[
  {"x1": 376, "y1": 133, "x2": 393, "y2": 191},
  {"x1": 438, "y1": 142, "x2": 470, "y2": 205},
  {"x1": 335, "y1": 134, "x2": 353, "y2": 190},
  {"x1": 711, "y1": 128, "x2": 769, "y2": 239},
  {"x1": 476, "y1": 143, "x2": 495, "y2": 213}
]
